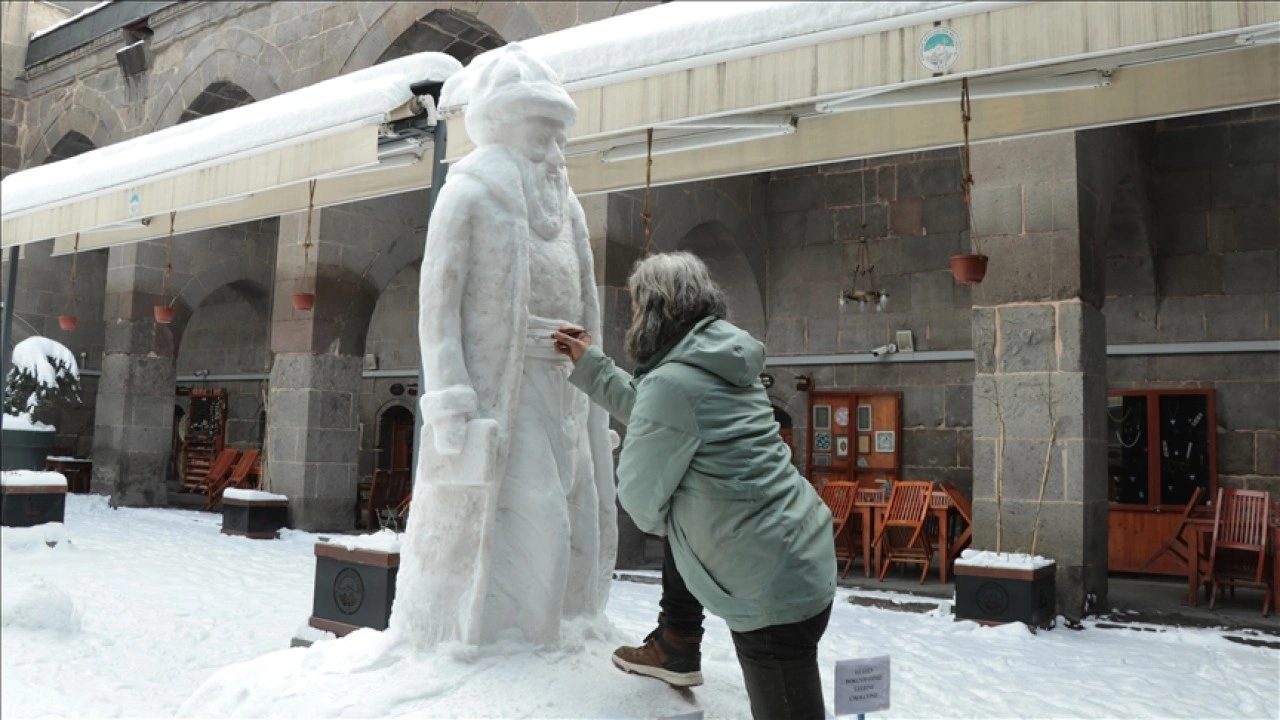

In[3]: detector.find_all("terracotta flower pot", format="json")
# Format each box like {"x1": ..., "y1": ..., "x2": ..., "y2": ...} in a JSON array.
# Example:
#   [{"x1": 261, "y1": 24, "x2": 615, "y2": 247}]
[
  {"x1": 292, "y1": 292, "x2": 316, "y2": 311},
  {"x1": 154, "y1": 305, "x2": 176, "y2": 324},
  {"x1": 950, "y1": 254, "x2": 989, "y2": 284},
  {"x1": 57, "y1": 315, "x2": 78, "y2": 332}
]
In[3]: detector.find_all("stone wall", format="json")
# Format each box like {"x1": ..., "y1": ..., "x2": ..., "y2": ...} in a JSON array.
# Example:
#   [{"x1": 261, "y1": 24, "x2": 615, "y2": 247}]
[{"x1": 1104, "y1": 106, "x2": 1280, "y2": 496}]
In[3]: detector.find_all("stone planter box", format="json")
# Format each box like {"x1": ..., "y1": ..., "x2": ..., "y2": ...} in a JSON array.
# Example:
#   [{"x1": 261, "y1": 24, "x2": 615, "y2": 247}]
[
  {"x1": 0, "y1": 428, "x2": 57, "y2": 471},
  {"x1": 1, "y1": 471, "x2": 67, "y2": 528},
  {"x1": 954, "y1": 552, "x2": 1056, "y2": 629},
  {"x1": 220, "y1": 489, "x2": 289, "y2": 539},
  {"x1": 307, "y1": 536, "x2": 400, "y2": 638}
]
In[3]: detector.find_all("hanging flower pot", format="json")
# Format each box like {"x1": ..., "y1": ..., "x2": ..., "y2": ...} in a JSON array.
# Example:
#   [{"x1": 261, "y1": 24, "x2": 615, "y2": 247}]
[
  {"x1": 950, "y1": 254, "x2": 989, "y2": 284},
  {"x1": 291, "y1": 292, "x2": 316, "y2": 312},
  {"x1": 57, "y1": 315, "x2": 79, "y2": 332},
  {"x1": 154, "y1": 304, "x2": 176, "y2": 324}
]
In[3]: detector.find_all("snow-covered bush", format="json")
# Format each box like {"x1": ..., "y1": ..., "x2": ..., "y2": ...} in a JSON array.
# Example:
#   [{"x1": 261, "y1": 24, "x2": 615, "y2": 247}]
[{"x1": 2, "y1": 337, "x2": 82, "y2": 431}]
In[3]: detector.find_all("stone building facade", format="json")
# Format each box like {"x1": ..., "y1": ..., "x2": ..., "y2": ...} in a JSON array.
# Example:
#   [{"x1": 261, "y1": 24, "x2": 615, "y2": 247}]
[{"x1": 2, "y1": 1, "x2": 1276, "y2": 615}]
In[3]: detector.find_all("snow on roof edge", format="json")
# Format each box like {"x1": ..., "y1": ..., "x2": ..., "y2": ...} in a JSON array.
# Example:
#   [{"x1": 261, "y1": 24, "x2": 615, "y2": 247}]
[
  {"x1": 29, "y1": 0, "x2": 115, "y2": 41},
  {"x1": 1, "y1": 52, "x2": 462, "y2": 217}
]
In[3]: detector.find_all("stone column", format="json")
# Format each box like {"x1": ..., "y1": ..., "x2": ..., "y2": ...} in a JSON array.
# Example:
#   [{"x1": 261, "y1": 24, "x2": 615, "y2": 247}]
[
  {"x1": 968, "y1": 132, "x2": 1109, "y2": 620},
  {"x1": 265, "y1": 208, "x2": 368, "y2": 532},
  {"x1": 91, "y1": 241, "x2": 183, "y2": 506}
]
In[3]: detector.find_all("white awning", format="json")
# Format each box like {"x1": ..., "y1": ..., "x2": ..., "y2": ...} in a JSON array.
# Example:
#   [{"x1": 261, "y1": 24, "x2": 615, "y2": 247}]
[
  {"x1": 0, "y1": 52, "x2": 462, "y2": 253},
  {"x1": 439, "y1": 1, "x2": 1280, "y2": 194}
]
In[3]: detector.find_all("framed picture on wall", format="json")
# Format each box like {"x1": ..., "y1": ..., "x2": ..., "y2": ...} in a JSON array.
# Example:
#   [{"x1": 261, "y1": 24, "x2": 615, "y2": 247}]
[
  {"x1": 857, "y1": 435, "x2": 871, "y2": 454},
  {"x1": 875, "y1": 430, "x2": 895, "y2": 453},
  {"x1": 834, "y1": 407, "x2": 850, "y2": 428},
  {"x1": 814, "y1": 432, "x2": 832, "y2": 451},
  {"x1": 835, "y1": 435, "x2": 849, "y2": 458},
  {"x1": 813, "y1": 405, "x2": 831, "y2": 430},
  {"x1": 813, "y1": 454, "x2": 831, "y2": 467},
  {"x1": 857, "y1": 405, "x2": 873, "y2": 432}
]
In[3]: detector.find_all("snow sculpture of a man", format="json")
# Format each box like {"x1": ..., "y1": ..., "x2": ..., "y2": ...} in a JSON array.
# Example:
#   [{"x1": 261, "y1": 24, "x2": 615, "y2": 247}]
[{"x1": 391, "y1": 45, "x2": 617, "y2": 648}]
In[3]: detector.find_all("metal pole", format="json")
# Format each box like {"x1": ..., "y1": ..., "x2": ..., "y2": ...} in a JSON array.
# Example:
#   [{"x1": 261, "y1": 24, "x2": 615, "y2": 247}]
[
  {"x1": 411, "y1": 117, "x2": 448, "y2": 489},
  {"x1": 0, "y1": 246, "x2": 20, "y2": 413}
]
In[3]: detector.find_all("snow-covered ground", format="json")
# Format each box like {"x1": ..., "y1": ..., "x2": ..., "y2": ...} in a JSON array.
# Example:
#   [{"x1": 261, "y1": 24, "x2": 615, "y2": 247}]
[{"x1": 2, "y1": 495, "x2": 1276, "y2": 719}]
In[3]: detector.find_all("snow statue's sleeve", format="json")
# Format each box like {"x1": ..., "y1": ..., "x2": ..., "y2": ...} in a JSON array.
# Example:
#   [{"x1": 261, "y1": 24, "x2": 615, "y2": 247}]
[{"x1": 419, "y1": 177, "x2": 480, "y2": 455}]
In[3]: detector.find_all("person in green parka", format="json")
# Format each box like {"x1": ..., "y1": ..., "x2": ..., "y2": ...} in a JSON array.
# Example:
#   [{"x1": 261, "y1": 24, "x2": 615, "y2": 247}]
[{"x1": 552, "y1": 251, "x2": 836, "y2": 720}]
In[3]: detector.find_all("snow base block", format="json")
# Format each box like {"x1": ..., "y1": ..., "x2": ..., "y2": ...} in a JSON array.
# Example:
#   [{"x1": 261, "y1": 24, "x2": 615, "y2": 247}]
[
  {"x1": 221, "y1": 496, "x2": 288, "y2": 539},
  {"x1": 1, "y1": 483, "x2": 67, "y2": 528},
  {"x1": 308, "y1": 543, "x2": 399, "y2": 636},
  {"x1": 954, "y1": 562, "x2": 1056, "y2": 629}
]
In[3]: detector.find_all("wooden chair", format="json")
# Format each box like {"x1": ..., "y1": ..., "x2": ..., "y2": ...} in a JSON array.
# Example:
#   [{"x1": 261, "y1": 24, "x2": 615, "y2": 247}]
[
  {"x1": 366, "y1": 469, "x2": 411, "y2": 530},
  {"x1": 1208, "y1": 488, "x2": 1273, "y2": 615},
  {"x1": 819, "y1": 481, "x2": 860, "y2": 578},
  {"x1": 205, "y1": 449, "x2": 260, "y2": 511},
  {"x1": 873, "y1": 481, "x2": 934, "y2": 583},
  {"x1": 1137, "y1": 486, "x2": 1206, "y2": 573},
  {"x1": 191, "y1": 448, "x2": 238, "y2": 494}
]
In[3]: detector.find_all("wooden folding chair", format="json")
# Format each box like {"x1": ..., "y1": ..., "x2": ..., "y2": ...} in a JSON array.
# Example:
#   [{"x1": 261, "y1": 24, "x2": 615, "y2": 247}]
[
  {"x1": 1208, "y1": 488, "x2": 1273, "y2": 616},
  {"x1": 192, "y1": 448, "x2": 238, "y2": 494},
  {"x1": 819, "y1": 481, "x2": 860, "y2": 578},
  {"x1": 1137, "y1": 486, "x2": 1205, "y2": 573},
  {"x1": 205, "y1": 449, "x2": 260, "y2": 511},
  {"x1": 873, "y1": 481, "x2": 934, "y2": 583},
  {"x1": 367, "y1": 469, "x2": 411, "y2": 530}
]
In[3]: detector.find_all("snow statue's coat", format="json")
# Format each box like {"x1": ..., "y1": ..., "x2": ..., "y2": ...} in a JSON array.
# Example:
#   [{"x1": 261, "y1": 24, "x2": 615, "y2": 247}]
[{"x1": 391, "y1": 45, "x2": 617, "y2": 647}]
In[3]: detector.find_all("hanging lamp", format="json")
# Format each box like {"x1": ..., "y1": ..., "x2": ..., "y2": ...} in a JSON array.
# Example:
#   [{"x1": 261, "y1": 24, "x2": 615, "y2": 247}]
[
  {"x1": 292, "y1": 179, "x2": 318, "y2": 311},
  {"x1": 58, "y1": 233, "x2": 81, "y2": 331},
  {"x1": 839, "y1": 169, "x2": 888, "y2": 311},
  {"x1": 154, "y1": 212, "x2": 178, "y2": 323},
  {"x1": 950, "y1": 78, "x2": 988, "y2": 284}
]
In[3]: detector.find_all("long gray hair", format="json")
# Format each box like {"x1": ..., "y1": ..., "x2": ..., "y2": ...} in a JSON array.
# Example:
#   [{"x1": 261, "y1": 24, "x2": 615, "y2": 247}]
[{"x1": 625, "y1": 252, "x2": 729, "y2": 365}]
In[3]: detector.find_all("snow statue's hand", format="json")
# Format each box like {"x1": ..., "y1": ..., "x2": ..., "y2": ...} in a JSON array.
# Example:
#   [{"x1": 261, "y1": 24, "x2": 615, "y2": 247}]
[
  {"x1": 608, "y1": 429, "x2": 621, "y2": 450},
  {"x1": 435, "y1": 413, "x2": 468, "y2": 456}
]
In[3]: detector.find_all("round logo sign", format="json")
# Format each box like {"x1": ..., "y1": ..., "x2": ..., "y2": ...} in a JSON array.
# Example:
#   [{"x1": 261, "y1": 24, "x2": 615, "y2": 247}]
[
  {"x1": 127, "y1": 191, "x2": 142, "y2": 217},
  {"x1": 918, "y1": 27, "x2": 960, "y2": 73},
  {"x1": 976, "y1": 581, "x2": 1010, "y2": 616},
  {"x1": 333, "y1": 568, "x2": 365, "y2": 615}
]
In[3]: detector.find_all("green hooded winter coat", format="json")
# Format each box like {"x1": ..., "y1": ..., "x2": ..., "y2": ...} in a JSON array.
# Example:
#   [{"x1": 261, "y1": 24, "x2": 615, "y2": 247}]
[{"x1": 569, "y1": 317, "x2": 836, "y2": 632}]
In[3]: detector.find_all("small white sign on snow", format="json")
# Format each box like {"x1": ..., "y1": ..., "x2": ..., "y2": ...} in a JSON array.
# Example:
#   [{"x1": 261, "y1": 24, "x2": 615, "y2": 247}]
[{"x1": 835, "y1": 655, "x2": 891, "y2": 716}]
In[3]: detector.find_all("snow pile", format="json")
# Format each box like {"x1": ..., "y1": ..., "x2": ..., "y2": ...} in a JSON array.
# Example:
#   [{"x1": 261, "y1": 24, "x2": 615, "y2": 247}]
[
  {"x1": 955, "y1": 549, "x2": 1056, "y2": 570},
  {"x1": 0, "y1": 470, "x2": 68, "y2": 488},
  {"x1": 0, "y1": 412, "x2": 55, "y2": 431},
  {"x1": 1, "y1": 522, "x2": 68, "y2": 551},
  {"x1": 323, "y1": 528, "x2": 401, "y2": 554},
  {"x1": 442, "y1": 1, "x2": 974, "y2": 107},
  {"x1": 221, "y1": 488, "x2": 287, "y2": 503},
  {"x1": 1, "y1": 577, "x2": 81, "y2": 635},
  {"x1": 2, "y1": 52, "x2": 463, "y2": 217}
]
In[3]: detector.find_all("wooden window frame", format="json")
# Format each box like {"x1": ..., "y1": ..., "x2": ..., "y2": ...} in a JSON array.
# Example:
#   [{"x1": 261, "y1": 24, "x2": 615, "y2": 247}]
[{"x1": 1107, "y1": 388, "x2": 1217, "y2": 513}]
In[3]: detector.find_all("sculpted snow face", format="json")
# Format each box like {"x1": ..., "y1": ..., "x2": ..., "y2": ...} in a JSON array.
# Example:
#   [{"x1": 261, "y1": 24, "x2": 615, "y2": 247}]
[{"x1": 390, "y1": 45, "x2": 617, "y2": 648}]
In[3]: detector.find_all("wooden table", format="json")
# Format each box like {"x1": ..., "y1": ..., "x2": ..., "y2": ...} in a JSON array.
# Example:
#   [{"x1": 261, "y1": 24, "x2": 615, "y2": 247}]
[
  {"x1": 44, "y1": 456, "x2": 91, "y2": 493},
  {"x1": 857, "y1": 487, "x2": 970, "y2": 583}
]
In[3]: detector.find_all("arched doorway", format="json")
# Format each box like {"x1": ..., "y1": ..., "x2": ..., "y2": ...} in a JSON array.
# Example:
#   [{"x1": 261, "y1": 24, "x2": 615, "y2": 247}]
[{"x1": 378, "y1": 406, "x2": 414, "y2": 472}]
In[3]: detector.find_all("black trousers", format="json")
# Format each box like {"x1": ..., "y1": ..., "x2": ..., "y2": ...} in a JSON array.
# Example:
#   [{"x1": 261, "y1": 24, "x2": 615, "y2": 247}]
[{"x1": 659, "y1": 540, "x2": 831, "y2": 720}]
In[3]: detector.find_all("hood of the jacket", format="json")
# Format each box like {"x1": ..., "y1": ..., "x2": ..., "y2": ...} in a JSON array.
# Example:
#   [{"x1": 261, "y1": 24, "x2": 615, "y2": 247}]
[{"x1": 649, "y1": 317, "x2": 766, "y2": 388}]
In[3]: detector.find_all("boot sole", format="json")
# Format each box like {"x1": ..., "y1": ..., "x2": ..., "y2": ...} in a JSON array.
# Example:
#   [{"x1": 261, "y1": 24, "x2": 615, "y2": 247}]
[{"x1": 612, "y1": 655, "x2": 704, "y2": 688}]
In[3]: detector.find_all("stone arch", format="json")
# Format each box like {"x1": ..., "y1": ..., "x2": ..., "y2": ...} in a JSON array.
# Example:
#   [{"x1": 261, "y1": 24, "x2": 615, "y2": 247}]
[
  {"x1": 25, "y1": 86, "x2": 120, "y2": 166},
  {"x1": 375, "y1": 8, "x2": 506, "y2": 66},
  {"x1": 672, "y1": 221, "x2": 767, "y2": 337},
  {"x1": 44, "y1": 131, "x2": 96, "y2": 164},
  {"x1": 341, "y1": 2, "x2": 546, "y2": 74},
  {"x1": 173, "y1": 278, "x2": 271, "y2": 376},
  {"x1": 178, "y1": 81, "x2": 256, "y2": 124},
  {"x1": 365, "y1": 260, "x2": 423, "y2": 375},
  {"x1": 149, "y1": 32, "x2": 286, "y2": 130}
]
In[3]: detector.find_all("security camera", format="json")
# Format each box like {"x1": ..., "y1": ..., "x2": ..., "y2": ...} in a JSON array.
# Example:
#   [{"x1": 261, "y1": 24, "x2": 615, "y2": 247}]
[{"x1": 870, "y1": 343, "x2": 898, "y2": 358}]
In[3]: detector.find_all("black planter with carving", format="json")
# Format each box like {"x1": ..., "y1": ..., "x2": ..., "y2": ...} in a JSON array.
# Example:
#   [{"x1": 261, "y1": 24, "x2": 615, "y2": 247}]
[
  {"x1": 220, "y1": 491, "x2": 289, "y2": 539},
  {"x1": 954, "y1": 560, "x2": 1056, "y2": 629},
  {"x1": 0, "y1": 479, "x2": 66, "y2": 528},
  {"x1": 308, "y1": 542, "x2": 400, "y2": 637}
]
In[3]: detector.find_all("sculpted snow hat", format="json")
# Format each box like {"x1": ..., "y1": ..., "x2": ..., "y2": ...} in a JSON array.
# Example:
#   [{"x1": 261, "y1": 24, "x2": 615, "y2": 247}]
[{"x1": 464, "y1": 43, "x2": 577, "y2": 145}]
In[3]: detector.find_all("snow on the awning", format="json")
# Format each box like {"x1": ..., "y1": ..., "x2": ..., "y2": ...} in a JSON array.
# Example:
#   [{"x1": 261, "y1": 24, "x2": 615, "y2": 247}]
[
  {"x1": 441, "y1": 1, "x2": 990, "y2": 109},
  {"x1": 1, "y1": 52, "x2": 461, "y2": 219},
  {"x1": 29, "y1": 0, "x2": 114, "y2": 41}
]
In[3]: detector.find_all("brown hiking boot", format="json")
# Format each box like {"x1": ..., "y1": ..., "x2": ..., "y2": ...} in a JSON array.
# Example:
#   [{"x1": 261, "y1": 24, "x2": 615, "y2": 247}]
[{"x1": 612, "y1": 625, "x2": 704, "y2": 687}]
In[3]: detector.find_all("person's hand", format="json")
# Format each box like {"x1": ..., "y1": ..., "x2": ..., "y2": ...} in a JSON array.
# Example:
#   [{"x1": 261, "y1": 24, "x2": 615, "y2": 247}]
[
  {"x1": 552, "y1": 327, "x2": 593, "y2": 364},
  {"x1": 434, "y1": 413, "x2": 467, "y2": 456}
]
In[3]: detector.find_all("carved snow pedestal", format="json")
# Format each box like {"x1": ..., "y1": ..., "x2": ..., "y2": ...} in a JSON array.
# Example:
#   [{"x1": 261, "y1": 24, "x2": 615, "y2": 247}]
[
  {"x1": 954, "y1": 550, "x2": 1057, "y2": 630},
  {"x1": 0, "y1": 471, "x2": 67, "y2": 529},
  {"x1": 294, "y1": 532, "x2": 401, "y2": 647},
  {"x1": 220, "y1": 489, "x2": 289, "y2": 539}
]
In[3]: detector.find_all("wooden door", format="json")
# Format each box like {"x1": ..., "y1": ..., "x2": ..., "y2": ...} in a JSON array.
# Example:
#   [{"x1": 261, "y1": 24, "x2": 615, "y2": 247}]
[
  {"x1": 379, "y1": 406, "x2": 415, "y2": 471},
  {"x1": 1107, "y1": 388, "x2": 1216, "y2": 574},
  {"x1": 807, "y1": 389, "x2": 902, "y2": 489}
]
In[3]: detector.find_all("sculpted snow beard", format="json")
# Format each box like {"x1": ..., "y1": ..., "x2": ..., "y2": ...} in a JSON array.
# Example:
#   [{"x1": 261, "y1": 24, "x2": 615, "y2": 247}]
[
  {"x1": 520, "y1": 154, "x2": 568, "y2": 240},
  {"x1": 624, "y1": 252, "x2": 728, "y2": 365}
]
